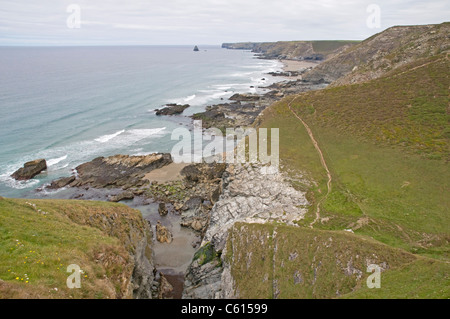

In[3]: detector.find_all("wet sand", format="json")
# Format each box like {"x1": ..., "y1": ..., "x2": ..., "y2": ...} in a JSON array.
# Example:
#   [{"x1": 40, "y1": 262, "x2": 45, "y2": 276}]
[{"x1": 144, "y1": 162, "x2": 189, "y2": 183}]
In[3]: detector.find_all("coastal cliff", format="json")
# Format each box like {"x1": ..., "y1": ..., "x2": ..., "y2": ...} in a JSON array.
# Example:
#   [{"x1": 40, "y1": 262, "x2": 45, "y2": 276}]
[
  {"x1": 222, "y1": 40, "x2": 357, "y2": 61},
  {"x1": 0, "y1": 198, "x2": 154, "y2": 299},
  {"x1": 20, "y1": 22, "x2": 450, "y2": 299},
  {"x1": 302, "y1": 22, "x2": 450, "y2": 85},
  {"x1": 182, "y1": 23, "x2": 450, "y2": 299}
]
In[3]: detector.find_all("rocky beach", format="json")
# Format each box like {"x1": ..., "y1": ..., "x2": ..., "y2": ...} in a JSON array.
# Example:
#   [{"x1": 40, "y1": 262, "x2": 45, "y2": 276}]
[{"x1": 27, "y1": 51, "x2": 326, "y2": 298}]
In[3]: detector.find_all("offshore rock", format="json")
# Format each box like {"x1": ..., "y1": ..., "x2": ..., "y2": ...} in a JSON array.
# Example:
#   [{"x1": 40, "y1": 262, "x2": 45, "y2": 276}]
[
  {"x1": 11, "y1": 159, "x2": 47, "y2": 181},
  {"x1": 155, "y1": 104, "x2": 190, "y2": 116}
]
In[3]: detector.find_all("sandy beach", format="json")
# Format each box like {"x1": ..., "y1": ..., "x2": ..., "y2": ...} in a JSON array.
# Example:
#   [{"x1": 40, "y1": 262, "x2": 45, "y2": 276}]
[
  {"x1": 281, "y1": 59, "x2": 320, "y2": 72},
  {"x1": 279, "y1": 59, "x2": 321, "y2": 80}
]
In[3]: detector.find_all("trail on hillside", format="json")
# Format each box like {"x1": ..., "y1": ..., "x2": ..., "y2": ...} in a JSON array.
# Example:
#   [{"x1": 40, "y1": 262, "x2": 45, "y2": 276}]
[
  {"x1": 288, "y1": 96, "x2": 332, "y2": 228},
  {"x1": 388, "y1": 56, "x2": 447, "y2": 79}
]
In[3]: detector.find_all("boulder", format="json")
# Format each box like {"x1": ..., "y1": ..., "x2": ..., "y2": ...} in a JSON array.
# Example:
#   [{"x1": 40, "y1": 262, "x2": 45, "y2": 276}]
[
  {"x1": 182, "y1": 197, "x2": 203, "y2": 211},
  {"x1": 158, "y1": 274, "x2": 174, "y2": 299},
  {"x1": 180, "y1": 165, "x2": 202, "y2": 182},
  {"x1": 109, "y1": 191, "x2": 134, "y2": 202},
  {"x1": 156, "y1": 222, "x2": 173, "y2": 244},
  {"x1": 11, "y1": 159, "x2": 47, "y2": 181},
  {"x1": 158, "y1": 203, "x2": 168, "y2": 216}
]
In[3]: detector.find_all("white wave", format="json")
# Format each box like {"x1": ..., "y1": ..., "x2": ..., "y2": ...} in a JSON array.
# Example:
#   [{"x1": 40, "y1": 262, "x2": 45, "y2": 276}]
[
  {"x1": 229, "y1": 71, "x2": 254, "y2": 77},
  {"x1": 0, "y1": 173, "x2": 40, "y2": 190},
  {"x1": 184, "y1": 94, "x2": 196, "y2": 102},
  {"x1": 47, "y1": 155, "x2": 68, "y2": 167},
  {"x1": 95, "y1": 129, "x2": 125, "y2": 143},
  {"x1": 127, "y1": 128, "x2": 166, "y2": 140}
]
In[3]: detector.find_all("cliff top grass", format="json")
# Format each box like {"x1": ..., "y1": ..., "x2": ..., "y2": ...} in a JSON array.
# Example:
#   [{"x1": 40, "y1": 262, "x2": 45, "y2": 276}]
[{"x1": 0, "y1": 197, "x2": 145, "y2": 299}]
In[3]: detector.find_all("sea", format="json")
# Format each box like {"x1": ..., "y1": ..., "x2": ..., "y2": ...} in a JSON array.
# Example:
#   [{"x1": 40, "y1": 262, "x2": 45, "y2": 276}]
[{"x1": 0, "y1": 45, "x2": 283, "y2": 198}]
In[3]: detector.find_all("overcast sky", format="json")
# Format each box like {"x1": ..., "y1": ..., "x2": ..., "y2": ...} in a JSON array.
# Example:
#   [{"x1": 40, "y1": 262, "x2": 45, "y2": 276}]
[{"x1": 0, "y1": 0, "x2": 448, "y2": 46}]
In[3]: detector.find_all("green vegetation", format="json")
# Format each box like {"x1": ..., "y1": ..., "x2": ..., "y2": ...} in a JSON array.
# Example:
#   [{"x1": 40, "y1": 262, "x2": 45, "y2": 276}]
[
  {"x1": 311, "y1": 40, "x2": 359, "y2": 54},
  {"x1": 229, "y1": 52, "x2": 450, "y2": 298},
  {"x1": 259, "y1": 55, "x2": 450, "y2": 261},
  {"x1": 0, "y1": 198, "x2": 146, "y2": 299},
  {"x1": 226, "y1": 223, "x2": 449, "y2": 299},
  {"x1": 194, "y1": 242, "x2": 221, "y2": 267}
]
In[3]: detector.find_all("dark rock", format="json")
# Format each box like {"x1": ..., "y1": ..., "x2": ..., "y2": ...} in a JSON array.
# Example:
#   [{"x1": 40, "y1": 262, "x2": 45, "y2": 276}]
[
  {"x1": 155, "y1": 104, "x2": 190, "y2": 116},
  {"x1": 109, "y1": 191, "x2": 134, "y2": 202},
  {"x1": 11, "y1": 159, "x2": 47, "y2": 181},
  {"x1": 156, "y1": 221, "x2": 173, "y2": 244},
  {"x1": 267, "y1": 71, "x2": 301, "y2": 77},
  {"x1": 182, "y1": 197, "x2": 203, "y2": 211},
  {"x1": 57, "y1": 153, "x2": 173, "y2": 189},
  {"x1": 158, "y1": 274, "x2": 174, "y2": 299},
  {"x1": 48, "y1": 176, "x2": 76, "y2": 189},
  {"x1": 180, "y1": 165, "x2": 202, "y2": 182},
  {"x1": 158, "y1": 203, "x2": 168, "y2": 216},
  {"x1": 229, "y1": 93, "x2": 260, "y2": 102},
  {"x1": 211, "y1": 186, "x2": 221, "y2": 203}
]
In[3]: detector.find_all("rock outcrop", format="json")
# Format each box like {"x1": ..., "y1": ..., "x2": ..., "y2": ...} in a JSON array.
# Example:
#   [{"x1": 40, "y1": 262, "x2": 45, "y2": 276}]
[
  {"x1": 229, "y1": 93, "x2": 261, "y2": 102},
  {"x1": 222, "y1": 41, "x2": 355, "y2": 61},
  {"x1": 63, "y1": 153, "x2": 172, "y2": 189},
  {"x1": 183, "y1": 163, "x2": 309, "y2": 298},
  {"x1": 47, "y1": 176, "x2": 76, "y2": 189},
  {"x1": 155, "y1": 104, "x2": 190, "y2": 116},
  {"x1": 205, "y1": 163, "x2": 308, "y2": 250},
  {"x1": 303, "y1": 23, "x2": 450, "y2": 85},
  {"x1": 49, "y1": 200, "x2": 156, "y2": 299},
  {"x1": 11, "y1": 159, "x2": 47, "y2": 181},
  {"x1": 109, "y1": 191, "x2": 135, "y2": 203},
  {"x1": 158, "y1": 274, "x2": 174, "y2": 298},
  {"x1": 156, "y1": 221, "x2": 173, "y2": 244}
]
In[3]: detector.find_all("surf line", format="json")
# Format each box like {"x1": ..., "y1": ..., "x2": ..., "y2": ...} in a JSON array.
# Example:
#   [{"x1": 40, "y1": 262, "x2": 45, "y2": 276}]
[{"x1": 287, "y1": 95, "x2": 332, "y2": 228}]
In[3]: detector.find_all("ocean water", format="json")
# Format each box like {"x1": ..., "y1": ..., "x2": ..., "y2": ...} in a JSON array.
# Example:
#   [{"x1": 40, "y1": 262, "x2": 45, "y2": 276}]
[{"x1": 0, "y1": 45, "x2": 282, "y2": 197}]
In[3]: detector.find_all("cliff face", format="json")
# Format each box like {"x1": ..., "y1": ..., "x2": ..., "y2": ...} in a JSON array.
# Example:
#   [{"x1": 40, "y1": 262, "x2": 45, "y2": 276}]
[
  {"x1": 182, "y1": 163, "x2": 309, "y2": 299},
  {"x1": 0, "y1": 198, "x2": 154, "y2": 299},
  {"x1": 222, "y1": 41, "x2": 357, "y2": 61},
  {"x1": 59, "y1": 201, "x2": 155, "y2": 298},
  {"x1": 303, "y1": 22, "x2": 450, "y2": 85}
]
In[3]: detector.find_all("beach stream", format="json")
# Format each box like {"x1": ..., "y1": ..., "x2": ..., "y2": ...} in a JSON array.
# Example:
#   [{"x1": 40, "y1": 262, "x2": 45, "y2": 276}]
[{"x1": 129, "y1": 200, "x2": 199, "y2": 299}]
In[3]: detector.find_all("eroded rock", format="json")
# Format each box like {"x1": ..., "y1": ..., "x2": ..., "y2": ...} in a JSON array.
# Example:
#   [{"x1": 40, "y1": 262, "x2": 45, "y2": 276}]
[
  {"x1": 156, "y1": 221, "x2": 173, "y2": 244},
  {"x1": 11, "y1": 159, "x2": 47, "y2": 181}
]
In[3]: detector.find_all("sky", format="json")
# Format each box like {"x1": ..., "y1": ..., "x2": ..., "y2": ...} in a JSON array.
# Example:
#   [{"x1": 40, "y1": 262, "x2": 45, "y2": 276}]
[{"x1": 0, "y1": 0, "x2": 449, "y2": 46}]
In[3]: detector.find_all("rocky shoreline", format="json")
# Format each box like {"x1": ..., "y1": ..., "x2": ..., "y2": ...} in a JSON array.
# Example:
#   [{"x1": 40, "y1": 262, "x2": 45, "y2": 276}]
[{"x1": 31, "y1": 55, "x2": 325, "y2": 299}]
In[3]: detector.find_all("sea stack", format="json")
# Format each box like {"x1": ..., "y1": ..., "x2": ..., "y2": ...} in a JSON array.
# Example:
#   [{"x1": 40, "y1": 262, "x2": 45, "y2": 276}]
[
  {"x1": 11, "y1": 159, "x2": 47, "y2": 181},
  {"x1": 193, "y1": 45, "x2": 199, "y2": 52}
]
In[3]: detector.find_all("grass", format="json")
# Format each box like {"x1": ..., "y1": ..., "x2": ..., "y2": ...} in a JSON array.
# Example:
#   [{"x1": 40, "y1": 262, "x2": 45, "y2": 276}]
[
  {"x1": 226, "y1": 223, "x2": 450, "y2": 299},
  {"x1": 0, "y1": 197, "x2": 147, "y2": 299},
  {"x1": 224, "y1": 54, "x2": 450, "y2": 298},
  {"x1": 311, "y1": 40, "x2": 360, "y2": 54},
  {"x1": 258, "y1": 55, "x2": 450, "y2": 262}
]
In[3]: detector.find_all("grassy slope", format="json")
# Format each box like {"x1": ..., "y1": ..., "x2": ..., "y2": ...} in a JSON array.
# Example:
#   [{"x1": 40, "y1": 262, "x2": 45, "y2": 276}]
[
  {"x1": 233, "y1": 54, "x2": 450, "y2": 298},
  {"x1": 226, "y1": 223, "x2": 449, "y2": 299},
  {"x1": 0, "y1": 197, "x2": 146, "y2": 299}
]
